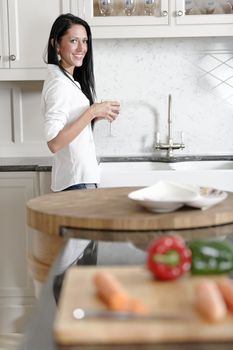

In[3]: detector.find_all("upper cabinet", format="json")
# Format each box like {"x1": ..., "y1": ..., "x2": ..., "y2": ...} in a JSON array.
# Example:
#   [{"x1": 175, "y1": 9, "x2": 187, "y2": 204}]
[
  {"x1": 0, "y1": 0, "x2": 76, "y2": 80},
  {"x1": 0, "y1": 0, "x2": 232, "y2": 81},
  {"x1": 79, "y1": 0, "x2": 233, "y2": 38}
]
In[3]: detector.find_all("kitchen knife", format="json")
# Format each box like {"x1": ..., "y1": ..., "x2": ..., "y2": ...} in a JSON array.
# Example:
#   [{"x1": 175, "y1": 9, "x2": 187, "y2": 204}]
[{"x1": 72, "y1": 308, "x2": 191, "y2": 321}]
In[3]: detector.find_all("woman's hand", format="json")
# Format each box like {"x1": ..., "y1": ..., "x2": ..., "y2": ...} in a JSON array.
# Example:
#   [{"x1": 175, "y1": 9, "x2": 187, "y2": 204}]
[
  {"x1": 90, "y1": 101, "x2": 120, "y2": 122},
  {"x1": 47, "y1": 101, "x2": 120, "y2": 154}
]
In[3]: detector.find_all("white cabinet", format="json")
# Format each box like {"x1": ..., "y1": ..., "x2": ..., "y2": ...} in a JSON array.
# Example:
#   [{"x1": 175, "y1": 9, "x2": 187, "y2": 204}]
[
  {"x1": 79, "y1": 0, "x2": 233, "y2": 38},
  {"x1": 0, "y1": 81, "x2": 50, "y2": 157},
  {"x1": 0, "y1": 171, "x2": 39, "y2": 333},
  {"x1": 0, "y1": 0, "x2": 75, "y2": 80},
  {"x1": 39, "y1": 171, "x2": 52, "y2": 194},
  {"x1": 174, "y1": 0, "x2": 233, "y2": 36}
]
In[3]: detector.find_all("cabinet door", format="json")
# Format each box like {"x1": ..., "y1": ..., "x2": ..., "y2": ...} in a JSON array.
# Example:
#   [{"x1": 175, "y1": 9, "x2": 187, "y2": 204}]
[
  {"x1": 6, "y1": 0, "x2": 72, "y2": 68},
  {"x1": 81, "y1": 0, "x2": 169, "y2": 38},
  {"x1": 0, "y1": 0, "x2": 9, "y2": 68},
  {"x1": 175, "y1": 0, "x2": 233, "y2": 26},
  {"x1": 0, "y1": 172, "x2": 39, "y2": 296},
  {"x1": 0, "y1": 172, "x2": 39, "y2": 332},
  {"x1": 39, "y1": 171, "x2": 51, "y2": 194}
]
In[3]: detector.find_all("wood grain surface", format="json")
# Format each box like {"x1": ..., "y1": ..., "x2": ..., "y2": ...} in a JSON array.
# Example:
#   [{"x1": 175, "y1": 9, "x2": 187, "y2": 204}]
[
  {"x1": 53, "y1": 266, "x2": 233, "y2": 345},
  {"x1": 27, "y1": 187, "x2": 233, "y2": 236}
]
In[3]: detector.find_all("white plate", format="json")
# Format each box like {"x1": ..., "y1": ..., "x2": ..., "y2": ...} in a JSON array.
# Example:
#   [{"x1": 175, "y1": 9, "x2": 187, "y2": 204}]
[
  {"x1": 128, "y1": 181, "x2": 228, "y2": 213},
  {"x1": 128, "y1": 181, "x2": 199, "y2": 213},
  {"x1": 186, "y1": 187, "x2": 228, "y2": 210}
]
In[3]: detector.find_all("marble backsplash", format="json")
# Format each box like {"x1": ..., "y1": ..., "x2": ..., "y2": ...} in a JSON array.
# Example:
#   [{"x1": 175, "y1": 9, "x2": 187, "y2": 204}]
[
  {"x1": 1, "y1": 36, "x2": 233, "y2": 159},
  {"x1": 92, "y1": 36, "x2": 233, "y2": 157}
]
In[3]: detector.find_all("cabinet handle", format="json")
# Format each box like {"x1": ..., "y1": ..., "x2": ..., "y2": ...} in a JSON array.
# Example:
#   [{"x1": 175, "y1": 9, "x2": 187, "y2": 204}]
[
  {"x1": 161, "y1": 10, "x2": 168, "y2": 17},
  {"x1": 9, "y1": 54, "x2": 16, "y2": 61},
  {"x1": 177, "y1": 10, "x2": 183, "y2": 16}
]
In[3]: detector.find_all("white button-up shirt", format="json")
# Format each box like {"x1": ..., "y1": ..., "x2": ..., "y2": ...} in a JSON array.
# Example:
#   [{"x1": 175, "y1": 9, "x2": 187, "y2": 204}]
[{"x1": 41, "y1": 64, "x2": 100, "y2": 191}]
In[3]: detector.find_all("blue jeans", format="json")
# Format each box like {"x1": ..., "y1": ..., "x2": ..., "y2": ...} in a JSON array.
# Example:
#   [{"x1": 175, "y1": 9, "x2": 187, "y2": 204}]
[
  {"x1": 62, "y1": 183, "x2": 97, "y2": 191},
  {"x1": 54, "y1": 182, "x2": 98, "y2": 303}
]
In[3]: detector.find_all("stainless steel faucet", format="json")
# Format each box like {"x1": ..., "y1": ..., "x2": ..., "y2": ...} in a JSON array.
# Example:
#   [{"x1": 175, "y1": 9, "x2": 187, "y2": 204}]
[{"x1": 154, "y1": 94, "x2": 185, "y2": 157}]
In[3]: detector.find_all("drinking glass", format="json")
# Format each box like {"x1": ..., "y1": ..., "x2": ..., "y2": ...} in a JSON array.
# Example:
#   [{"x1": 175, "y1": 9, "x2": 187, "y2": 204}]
[
  {"x1": 108, "y1": 121, "x2": 114, "y2": 137},
  {"x1": 144, "y1": 0, "x2": 155, "y2": 15},
  {"x1": 99, "y1": 0, "x2": 114, "y2": 16},
  {"x1": 124, "y1": 0, "x2": 136, "y2": 15},
  {"x1": 100, "y1": 99, "x2": 115, "y2": 137}
]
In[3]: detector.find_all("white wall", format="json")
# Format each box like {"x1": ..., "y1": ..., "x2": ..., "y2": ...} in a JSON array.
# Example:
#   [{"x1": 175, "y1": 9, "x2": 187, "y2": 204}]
[{"x1": 1, "y1": 36, "x2": 233, "y2": 158}]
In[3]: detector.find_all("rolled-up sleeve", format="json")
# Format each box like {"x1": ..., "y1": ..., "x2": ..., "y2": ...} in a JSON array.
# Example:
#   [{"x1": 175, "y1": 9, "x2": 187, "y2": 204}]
[{"x1": 43, "y1": 79, "x2": 69, "y2": 142}]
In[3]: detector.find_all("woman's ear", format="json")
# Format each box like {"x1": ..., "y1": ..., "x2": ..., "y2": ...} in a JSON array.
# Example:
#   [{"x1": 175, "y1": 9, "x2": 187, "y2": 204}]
[
  {"x1": 51, "y1": 38, "x2": 54, "y2": 48},
  {"x1": 51, "y1": 38, "x2": 60, "y2": 59},
  {"x1": 51, "y1": 38, "x2": 60, "y2": 51}
]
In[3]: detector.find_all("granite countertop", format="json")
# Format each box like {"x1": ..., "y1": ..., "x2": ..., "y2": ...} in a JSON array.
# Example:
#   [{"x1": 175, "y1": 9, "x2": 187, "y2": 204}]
[
  {"x1": 0, "y1": 157, "x2": 53, "y2": 172},
  {"x1": 0, "y1": 155, "x2": 233, "y2": 172},
  {"x1": 100, "y1": 154, "x2": 233, "y2": 163}
]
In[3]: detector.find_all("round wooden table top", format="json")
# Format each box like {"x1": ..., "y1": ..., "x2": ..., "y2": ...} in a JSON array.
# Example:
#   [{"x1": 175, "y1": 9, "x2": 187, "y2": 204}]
[{"x1": 27, "y1": 187, "x2": 233, "y2": 243}]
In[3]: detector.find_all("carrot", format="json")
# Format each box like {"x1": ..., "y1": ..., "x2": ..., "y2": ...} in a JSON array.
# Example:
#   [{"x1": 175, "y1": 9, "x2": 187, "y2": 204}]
[
  {"x1": 93, "y1": 271, "x2": 130, "y2": 311},
  {"x1": 217, "y1": 277, "x2": 233, "y2": 312},
  {"x1": 129, "y1": 298, "x2": 148, "y2": 315},
  {"x1": 194, "y1": 279, "x2": 227, "y2": 322},
  {"x1": 93, "y1": 271, "x2": 148, "y2": 314}
]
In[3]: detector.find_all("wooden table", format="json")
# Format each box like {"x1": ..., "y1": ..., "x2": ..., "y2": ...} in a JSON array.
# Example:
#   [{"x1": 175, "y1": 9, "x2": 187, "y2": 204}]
[
  {"x1": 27, "y1": 186, "x2": 233, "y2": 239},
  {"x1": 27, "y1": 187, "x2": 233, "y2": 282}
]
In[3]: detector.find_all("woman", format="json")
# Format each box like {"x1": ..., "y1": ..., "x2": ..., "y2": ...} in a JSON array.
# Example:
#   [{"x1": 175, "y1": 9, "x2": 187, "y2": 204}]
[
  {"x1": 42, "y1": 13, "x2": 120, "y2": 192},
  {"x1": 42, "y1": 14, "x2": 120, "y2": 288}
]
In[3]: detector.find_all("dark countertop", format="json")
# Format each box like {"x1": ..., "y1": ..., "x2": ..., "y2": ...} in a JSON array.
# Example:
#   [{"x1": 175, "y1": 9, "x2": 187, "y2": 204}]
[
  {"x1": 0, "y1": 155, "x2": 233, "y2": 172},
  {"x1": 0, "y1": 157, "x2": 53, "y2": 172},
  {"x1": 100, "y1": 155, "x2": 233, "y2": 163}
]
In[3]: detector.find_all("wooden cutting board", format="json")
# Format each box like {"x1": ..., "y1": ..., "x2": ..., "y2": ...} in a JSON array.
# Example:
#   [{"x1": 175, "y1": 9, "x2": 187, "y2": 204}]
[{"x1": 53, "y1": 266, "x2": 233, "y2": 345}]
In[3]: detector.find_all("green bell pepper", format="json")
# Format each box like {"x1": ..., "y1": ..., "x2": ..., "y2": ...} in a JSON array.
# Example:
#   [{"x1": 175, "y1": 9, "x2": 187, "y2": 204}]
[{"x1": 189, "y1": 239, "x2": 233, "y2": 275}]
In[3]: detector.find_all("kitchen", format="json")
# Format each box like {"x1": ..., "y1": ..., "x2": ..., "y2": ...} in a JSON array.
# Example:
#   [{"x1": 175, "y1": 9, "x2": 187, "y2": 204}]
[{"x1": 1, "y1": 0, "x2": 233, "y2": 349}]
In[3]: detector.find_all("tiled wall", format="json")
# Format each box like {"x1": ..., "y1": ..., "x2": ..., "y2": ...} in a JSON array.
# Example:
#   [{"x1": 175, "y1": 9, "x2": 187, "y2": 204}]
[
  {"x1": 93, "y1": 36, "x2": 233, "y2": 157},
  {"x1": 198, "y1": 51, "x2": 233, "y2": 104}
]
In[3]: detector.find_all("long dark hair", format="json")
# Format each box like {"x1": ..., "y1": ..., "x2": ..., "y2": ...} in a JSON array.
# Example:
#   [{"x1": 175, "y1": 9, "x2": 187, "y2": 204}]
[{"x1": 44, "y1": 13, "x2": 96, "y2": 105}]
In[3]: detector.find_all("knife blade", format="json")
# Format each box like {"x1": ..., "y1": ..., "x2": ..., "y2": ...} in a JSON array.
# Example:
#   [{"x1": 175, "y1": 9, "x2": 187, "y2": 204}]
[{"x1": 72, "y1": 308, "x2": 191, "y2": 321}]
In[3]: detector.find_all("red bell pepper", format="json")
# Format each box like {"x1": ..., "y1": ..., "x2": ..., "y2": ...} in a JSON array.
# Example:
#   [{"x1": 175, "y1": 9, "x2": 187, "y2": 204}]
[{"x1": 147, "y1": 235, "x2": 192, "y2": 281}]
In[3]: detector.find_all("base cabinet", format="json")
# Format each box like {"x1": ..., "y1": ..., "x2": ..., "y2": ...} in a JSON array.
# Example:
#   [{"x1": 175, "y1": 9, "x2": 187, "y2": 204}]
[
  {"x1": 29, "y1": 171, "x2": 66, "y2": 297},
  {"x1": 0, "y1": 172, "x2": 39, "y2": 333}
]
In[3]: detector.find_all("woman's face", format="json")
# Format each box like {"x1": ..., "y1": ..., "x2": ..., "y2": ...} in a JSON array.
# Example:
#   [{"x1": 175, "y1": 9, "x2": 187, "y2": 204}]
[{"x1": 57, "y1": 24, "x2": 88, "y2": 74}]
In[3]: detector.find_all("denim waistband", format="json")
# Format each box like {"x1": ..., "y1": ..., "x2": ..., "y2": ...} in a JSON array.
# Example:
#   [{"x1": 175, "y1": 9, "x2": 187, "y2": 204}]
[{"x1": 63, "y1": 183, "x2": 97, "y2": 191}]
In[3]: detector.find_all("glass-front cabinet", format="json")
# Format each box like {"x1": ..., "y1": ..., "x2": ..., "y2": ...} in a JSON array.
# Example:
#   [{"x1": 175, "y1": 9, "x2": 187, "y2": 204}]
[
  {"x1": 176, "y1": 0, "x2": 233, "y2": 23},
  {"x1": 78, "y1": 0, "x2": 233, "y2": 38},
  {"x1": 83, "y1": 0, "x2": 169, "y2": 25}
]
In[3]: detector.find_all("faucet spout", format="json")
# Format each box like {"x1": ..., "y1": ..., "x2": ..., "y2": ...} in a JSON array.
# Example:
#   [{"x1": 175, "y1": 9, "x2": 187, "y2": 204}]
[
  {"x1": 168, "y1": 94, "x2": 172, "y2": 142},
  {"x1": 154, "y1": 94, "x2": 185, "y2": 158}
]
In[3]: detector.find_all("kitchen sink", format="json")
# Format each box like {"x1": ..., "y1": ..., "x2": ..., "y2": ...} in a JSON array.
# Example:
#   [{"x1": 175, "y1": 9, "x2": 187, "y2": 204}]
[
  {"x1": 100, "y1": 161, "x2": 172, "y2": 172},
  {"x1": 170, "y1": 160, "x2": 233, "y2": 170},
  {"x1": 99, "y1": 160, "x2": 233, "y2": 191}
]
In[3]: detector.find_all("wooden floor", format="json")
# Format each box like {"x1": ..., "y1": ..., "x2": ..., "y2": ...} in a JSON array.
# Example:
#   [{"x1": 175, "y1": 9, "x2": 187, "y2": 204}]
[{"x1": 0, "y1": 334, "x2": 22, "y2": 350}]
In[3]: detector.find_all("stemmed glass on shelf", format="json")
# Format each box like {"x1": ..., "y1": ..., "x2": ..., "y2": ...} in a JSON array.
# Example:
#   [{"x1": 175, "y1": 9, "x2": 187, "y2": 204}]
[
  {"x1": 124, "y1": 0, "x2": 136, "y2": 15},
  {"x1": 144, "y1": 0, "x2": 156, "y2": 16},
  {"x1": 99, "y1": 0, "x2": 114, "y2": 16}
]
